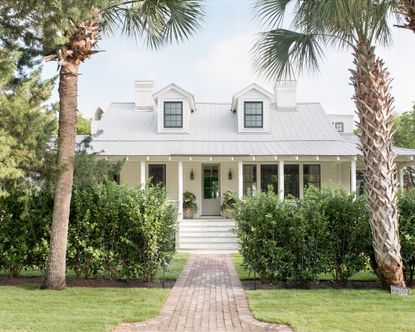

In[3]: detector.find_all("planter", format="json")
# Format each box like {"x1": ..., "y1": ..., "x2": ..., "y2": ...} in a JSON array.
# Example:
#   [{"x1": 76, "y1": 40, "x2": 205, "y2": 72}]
[
  {"x1": 183, "y1": 207, "x2": 195, "y2": 219},
  {"x1": 222, "y1": 209, "x2": 233, "y2": 219}
]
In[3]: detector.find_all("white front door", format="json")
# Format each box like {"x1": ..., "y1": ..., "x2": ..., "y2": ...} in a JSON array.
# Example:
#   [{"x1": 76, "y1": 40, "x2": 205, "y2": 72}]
[{"x1": 202, "y1": 164, "x2": 221, "y2": 215}]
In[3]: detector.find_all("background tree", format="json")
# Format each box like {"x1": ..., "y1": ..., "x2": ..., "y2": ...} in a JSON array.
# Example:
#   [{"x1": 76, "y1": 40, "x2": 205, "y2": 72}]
[
  {"x1": 252, "y1": 0, "x2": 405, "y2": 287},
  {"x1": 393, "y1": 105, "x2": 415, "y2": 186},
  {"x1": 0, "y1": 49, "x2": 56, "y2": 196},
  {"x1": 76, "y1": 114, "x2": 92, "y2": 135}
]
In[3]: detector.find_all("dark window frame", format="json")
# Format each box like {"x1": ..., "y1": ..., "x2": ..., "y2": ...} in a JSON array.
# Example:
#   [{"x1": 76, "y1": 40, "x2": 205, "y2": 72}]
[
  {"x1": 164, "y1": 101, "x2": 183, "y2": 128},
  {"x1": 243, "y1": 164, "x2": 257, "y2": 195},
  {"x1": 244, "y1": 101, "x2": 263, "y2": 128},
  {"x1": 334, "y1": 122, "x2": 344, "y2": 133},
  {"x1": 148, "y1": 164, "x2": 166, "y2": 186},
  {"x1": 260, "y1": 164, "x2": 278, "y2": 193}
]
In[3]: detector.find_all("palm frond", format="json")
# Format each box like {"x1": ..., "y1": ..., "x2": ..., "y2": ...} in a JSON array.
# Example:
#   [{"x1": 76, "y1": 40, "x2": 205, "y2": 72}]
[
  {"x1": 252, "y1": 29, "x2": 325, "y2": 80},
  {"x1": 253, "y1": 0, "x2": 294, "y2": 29},
  {"x1": 101, "y1": 0, "x2": 205, "y2": 49}
]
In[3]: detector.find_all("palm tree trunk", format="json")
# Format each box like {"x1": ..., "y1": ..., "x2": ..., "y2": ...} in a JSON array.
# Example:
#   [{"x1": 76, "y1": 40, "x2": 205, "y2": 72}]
[
  {"x1": 351, "y1": 44, "x2": 406, "y2": 287},
  {"x1": 45, "y1": 62, "x2": 79, "y2": 290}
]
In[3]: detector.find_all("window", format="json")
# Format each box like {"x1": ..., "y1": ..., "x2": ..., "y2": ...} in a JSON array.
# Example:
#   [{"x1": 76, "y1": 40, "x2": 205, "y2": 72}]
[
  {"x1": 164, "y1": 101, "x2": 183, "y2": 128},
  {"x1": 284, "y1": 164, "x2": 299, "y2": 198},
  {"x1": 244, "y1": 101, "x2": 263, "y2": 128},
  {"x1": 148, "y1": 164, "x2": 166, "y2": 186},
  {"x1": 303, "y1": 164, "x2": 321, "y2": 188},
  {"x1": 261, "y1": 164, "x2": 278, "y2": 193},
  {"x1": 243, "y1": 164, "x2": 257, "y2": 195},
  {"x1": 334, "y1": 122, "x2": 344, "y2": 133},
  {"x1": 356, "y1": 170, "x2": 365, "y2": 197}
]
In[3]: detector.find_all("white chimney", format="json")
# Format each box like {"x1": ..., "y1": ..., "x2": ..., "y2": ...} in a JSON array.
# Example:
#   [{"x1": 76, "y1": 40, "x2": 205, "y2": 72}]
[
  {"x1": 134, "y1": 80, "x2": 155, "y2": 111},
  {"x1": 275, "y1": 80, "x2": 297, "y2": 109}
]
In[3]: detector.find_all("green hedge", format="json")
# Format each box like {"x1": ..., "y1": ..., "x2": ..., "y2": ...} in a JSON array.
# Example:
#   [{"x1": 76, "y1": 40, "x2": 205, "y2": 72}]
[
  {"x1": 234, "y1": 187, "x2": 372, "y2": 285},
  {"x1": 0, "y1": 183, "x2": 177, "y2": 281}
]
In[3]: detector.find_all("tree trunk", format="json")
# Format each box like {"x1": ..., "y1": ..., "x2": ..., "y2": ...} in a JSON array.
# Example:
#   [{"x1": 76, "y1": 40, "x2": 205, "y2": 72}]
[
  {"x1": 350, "y1": 44, "x2": 405, "y2": 287},
  {"x1": 45, "y1": 62, "x2": 79, "y2": 290}
]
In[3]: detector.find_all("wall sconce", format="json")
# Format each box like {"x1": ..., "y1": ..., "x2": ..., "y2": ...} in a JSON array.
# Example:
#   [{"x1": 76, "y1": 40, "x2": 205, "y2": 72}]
[
  {"x1": 228, "y1": 169, "x2": 232, "y2": 180},
  {"x1": 190, "y1": 169, "x2": 194, "y2": 180}
]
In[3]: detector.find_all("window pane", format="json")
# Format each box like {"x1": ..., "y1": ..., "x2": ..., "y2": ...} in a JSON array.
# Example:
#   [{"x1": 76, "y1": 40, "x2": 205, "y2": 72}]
[
  {"x1": 284, "y1": 164, "x2": 299, "y2": 198},
  {"x1": 203, "y1": 166, "x2": 219, "y2": 199},
  {"x1": 149, "y1": 164, "x2": 166, "y2": 186},
  {"x1": 261, "y1": 164, "x2": 278, "y2": 193},
  {"x1": 335, "y1": 122, "x2": 344, "y2": 132},
  {"x1": 244, "y1": 102, "x2": 263, "y2": 128},
  {"x1": 164, "y1": 102, "x2": 183, "y2": 128},
  {"x1": 304, "y1": 164, "x2": 321, "y2": 189},
  {"x1": 356, "y1": 170, "x2": 365, "y2": 197},
  {"x1": 243, "y1": 164, "x2": 257, "y2": 195}
]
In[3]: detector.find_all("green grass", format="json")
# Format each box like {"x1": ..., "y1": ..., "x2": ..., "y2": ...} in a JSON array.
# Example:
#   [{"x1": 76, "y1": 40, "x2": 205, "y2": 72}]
[
  {"x1": 246, "y1": 289, "x2": 415, "y2": 332},
  {"x1": 232, "y1": 253, "x2": 377, "y2": 282},
  {"x1": 0, "y1": 286, "x2": 168, "y2": 332}
]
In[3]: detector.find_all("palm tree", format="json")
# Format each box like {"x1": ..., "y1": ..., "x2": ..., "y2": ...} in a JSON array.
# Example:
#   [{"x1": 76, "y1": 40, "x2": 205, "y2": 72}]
[
  {"x1": 252, "y1": 0, "x2": 406, "y2": 287},
  {"x1": 396, "y1": 0, "x2": 415, "y2": 32},
  {"x1": 44, "y1": 0, "x2": 204, "y2": 290}
]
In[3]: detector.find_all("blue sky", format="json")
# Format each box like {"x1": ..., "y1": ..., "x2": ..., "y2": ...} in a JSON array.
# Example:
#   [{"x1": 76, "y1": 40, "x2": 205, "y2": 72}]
[{"x1": 42, "y1": 0, "x2": 415, "y2": 118}]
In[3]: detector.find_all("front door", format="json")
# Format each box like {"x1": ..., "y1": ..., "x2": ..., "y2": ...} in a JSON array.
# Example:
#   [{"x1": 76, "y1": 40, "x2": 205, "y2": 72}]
[{"x1": 202, "y1": 164, "x2": 221, "y2": 215}]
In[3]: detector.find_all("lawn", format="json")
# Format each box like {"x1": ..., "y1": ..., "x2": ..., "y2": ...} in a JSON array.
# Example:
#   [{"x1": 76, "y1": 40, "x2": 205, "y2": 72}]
[
  {"x1": 0, "y1": 253, "x2": 189, "y2": 331},
  {"x1": 246, "y1": 289, "x2": 415, "y2": 332},
  {"x1": 231, "y1": 253, "x2": 377, "y2": 282},
  {"x1": 0, "y1": 286, "x2": 168, "y2": 332}
]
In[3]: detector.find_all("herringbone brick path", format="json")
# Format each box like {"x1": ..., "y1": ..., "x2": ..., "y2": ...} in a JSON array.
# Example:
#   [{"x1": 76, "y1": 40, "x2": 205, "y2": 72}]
[{"x1": 114, "y1": 254, "x2": 293, "y2": 332}]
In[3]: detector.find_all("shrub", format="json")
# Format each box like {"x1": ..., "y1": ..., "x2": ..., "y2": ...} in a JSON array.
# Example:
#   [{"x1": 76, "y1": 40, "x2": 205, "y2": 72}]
[
  {"x1": 0, "y1": 186, "x2": 52, "y2": 277},
  {"x1": 310, "y1": 187, "x2": 372, "y2": 282},
  {"x1": 220, "y1": 190, "x2": 239, "y2": 216},
  {"x1": 398, "y1": 189, "x2": 415, "y2": 284},
  {"x1": 68, "y1": 182, "x2": 176, "y2": 281},
  {"x1": 233, "y1": 189, "x2": 326, "y2": 285},
  {"x1": 183, "y1": 191, "x2": 197, "y2": 211},
  {"x1": 234, "y1": 187, "x2": 373, "y2": 285}
]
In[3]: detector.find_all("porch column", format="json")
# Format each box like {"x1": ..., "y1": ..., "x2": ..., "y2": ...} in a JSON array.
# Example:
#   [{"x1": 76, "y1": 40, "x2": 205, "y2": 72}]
[
  {"x1": 178, "y1": 160, "x2": 183, "y2": 219},
  {"x1": 278, "y1": 160, "x2": 284, "y2": 201},
  {"x1": 140, "y1": 160, "x2": 146, "y2": 188},
  {"x1": 399, "y1": 167, "x2": 405, "y2": 192},
  {"x1": 238, "y1": 161, "x2": 243, "y2": 199},
  {"x1": 351, "y1": 159, "x2": 357, "y2": 194}
]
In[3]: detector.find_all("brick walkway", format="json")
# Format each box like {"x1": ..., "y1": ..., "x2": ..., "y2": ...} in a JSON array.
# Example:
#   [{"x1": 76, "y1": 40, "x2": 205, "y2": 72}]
[{"x1": 114, "y1": 254, "x2": 293, "y2": 332}]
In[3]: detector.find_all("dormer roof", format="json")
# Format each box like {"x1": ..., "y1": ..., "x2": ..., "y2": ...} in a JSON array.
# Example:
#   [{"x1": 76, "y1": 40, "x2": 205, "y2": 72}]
[
  {"x1": 231, "y1": 83, "x2": 274, "y2": 110},
  {"x1": 153, "y1": 83, "x2": 196, "y2": 112}
]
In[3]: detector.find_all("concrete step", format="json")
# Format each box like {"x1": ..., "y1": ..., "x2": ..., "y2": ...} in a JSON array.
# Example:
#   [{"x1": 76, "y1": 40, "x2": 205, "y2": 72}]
[
  {"x1": 180, "y1": 226, "x2": 235, "y2": 233},
  {"x1": 179, "y1": 231, "x2": 235, "y2": 237},
  {"x1": 180, "y1": 220, "x2": 235, "y2": 227},
  {"x1": 178, "y1": 242, "x2": 239, "y2": 250},
  {"x1": 179, "y1": 236, "x2": 238, "y2": 244},
  {"x1": 177, "y1": 249, "x2": 238, "y2": 254}
]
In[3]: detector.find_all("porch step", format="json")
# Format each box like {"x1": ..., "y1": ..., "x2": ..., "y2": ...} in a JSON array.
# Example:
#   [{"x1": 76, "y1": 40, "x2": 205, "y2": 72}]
[{"x1": 177, "y1": 218, "x2": 238, "y2": 253}]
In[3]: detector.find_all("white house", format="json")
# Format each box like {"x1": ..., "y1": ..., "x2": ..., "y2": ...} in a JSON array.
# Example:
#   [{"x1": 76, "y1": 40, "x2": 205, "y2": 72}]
[{"x1": 90, "y1": 80, "x2": 415, "y2": 251}]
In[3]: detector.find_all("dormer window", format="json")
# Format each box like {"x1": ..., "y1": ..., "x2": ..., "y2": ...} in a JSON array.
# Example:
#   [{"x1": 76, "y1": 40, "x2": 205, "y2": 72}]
[
  {"x1": 334, "y1": 122, "x2": 344, "y2": 133},
  {"x1": 164, "y1": 101, "x2": 183, "y2": 128},
  {"x1": 244, "y1": 101, "x2": 263, "y2": 128}
]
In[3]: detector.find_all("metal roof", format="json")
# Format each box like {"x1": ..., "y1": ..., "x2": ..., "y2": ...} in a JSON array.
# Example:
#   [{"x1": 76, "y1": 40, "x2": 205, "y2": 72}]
[{"x1": 89, "y1": 102, "x2": 415, "y2": 157}]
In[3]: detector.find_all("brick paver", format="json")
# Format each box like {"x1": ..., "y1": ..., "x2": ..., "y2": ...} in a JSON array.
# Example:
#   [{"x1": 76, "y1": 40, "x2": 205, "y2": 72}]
[{"x1": 114, "y1": 254, "x2": 293, "y2": 332}]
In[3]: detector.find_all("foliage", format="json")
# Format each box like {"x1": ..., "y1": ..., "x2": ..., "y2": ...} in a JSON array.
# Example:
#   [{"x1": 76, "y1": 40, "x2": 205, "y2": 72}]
[
  {"x1": 0, "y1": 50, "x2": 56, "y2": 195},
  {"x1": 398, "y1": 189, "x2": 415, "y2": 284},
  {"x1": 68, "y1": 182, "x2": 177, "y2": 281},
  {"x1": 73, "y1": 136, "x2": 123, "y2": 188},
  {"x1": 0, "y1": 186, "x2": 52, "y2": 277},
  {"x1": 220, "y1": 190, "x2": 239, "y2": 213},
  {"x1": 312, "y1": 188, "x2": 372, "y2": 282},
  {"x1": 393, "y1": 105, "x2": 415, "y2": 186},
  {"x1": 76, "y1": 114, "x2": 92, "y2": 135},
  {"x1": 234, "y1": 187, "x2": 373, "y2": 285},
  {"x1": 183, "y1": 191, "x2": 198, "y2": 211}
]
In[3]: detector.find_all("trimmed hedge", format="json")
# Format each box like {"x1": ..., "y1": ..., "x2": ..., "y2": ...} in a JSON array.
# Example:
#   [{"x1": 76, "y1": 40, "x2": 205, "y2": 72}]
[
  {"x1": 0, "y1": 183, "x2": 177, "y2": 281},
  {"x1": 234, "y1": 187, "x2": 372, "y2": 285}
]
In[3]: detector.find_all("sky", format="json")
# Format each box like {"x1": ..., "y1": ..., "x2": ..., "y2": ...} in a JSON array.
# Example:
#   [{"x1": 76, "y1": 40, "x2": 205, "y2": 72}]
[{"x1": 42, "y1": 0, "x2": 415, "y2": 119}]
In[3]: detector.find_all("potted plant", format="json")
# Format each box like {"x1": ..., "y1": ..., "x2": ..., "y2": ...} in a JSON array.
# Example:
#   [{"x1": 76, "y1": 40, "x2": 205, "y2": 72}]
[
  {"x1": 183, "y1": 191, "x2": 198, "y2": 219},
  {"x1": 220, "y1": 190, "x2": 239, "y2": 218}
]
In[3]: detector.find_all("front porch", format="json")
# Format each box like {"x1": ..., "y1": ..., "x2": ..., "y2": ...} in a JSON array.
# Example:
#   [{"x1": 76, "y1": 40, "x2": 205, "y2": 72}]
[{"x1": 117, "y1": 155, "x2": 373, "y2": 219}]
